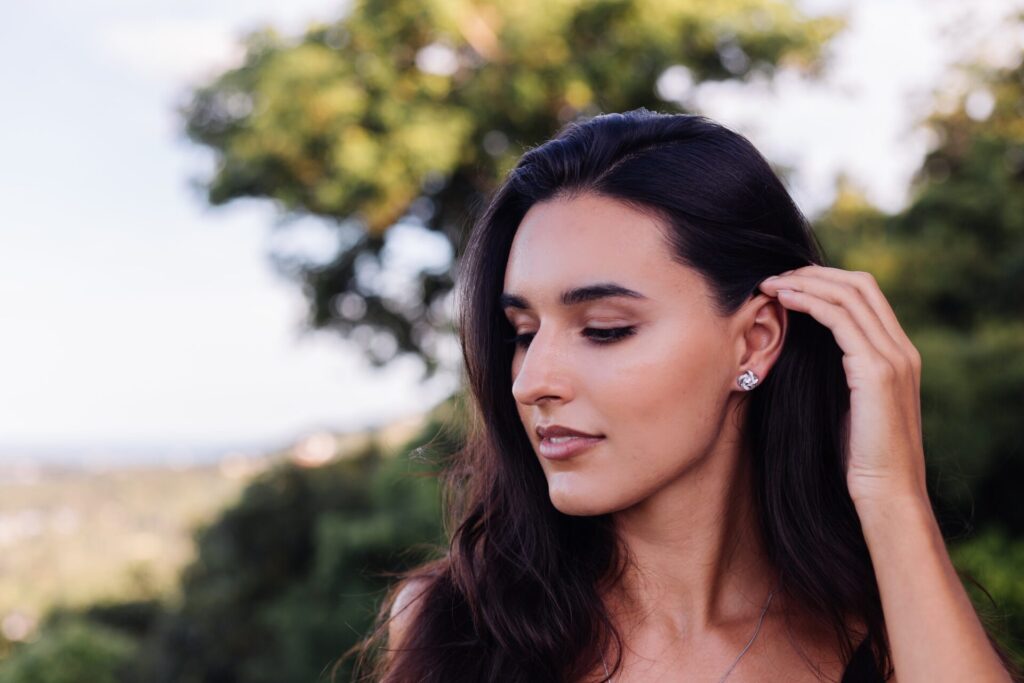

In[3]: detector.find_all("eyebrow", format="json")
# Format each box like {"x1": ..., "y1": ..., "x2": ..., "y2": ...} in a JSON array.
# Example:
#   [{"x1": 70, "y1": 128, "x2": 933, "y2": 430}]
[{"x1": 499, "y1": 282, "x2": 648, "y2": 311}]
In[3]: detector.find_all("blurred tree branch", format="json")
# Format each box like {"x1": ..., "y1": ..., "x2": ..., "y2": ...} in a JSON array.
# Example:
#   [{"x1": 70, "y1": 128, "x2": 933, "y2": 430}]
[{"x1": 181, "y1": 0, "x2": 846, "y2": 378}]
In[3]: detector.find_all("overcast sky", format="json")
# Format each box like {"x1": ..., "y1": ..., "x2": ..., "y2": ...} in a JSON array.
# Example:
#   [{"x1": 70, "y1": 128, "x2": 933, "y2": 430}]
[{"x1": 1, "y1": 0, "x2": 1019, "y2": 465}]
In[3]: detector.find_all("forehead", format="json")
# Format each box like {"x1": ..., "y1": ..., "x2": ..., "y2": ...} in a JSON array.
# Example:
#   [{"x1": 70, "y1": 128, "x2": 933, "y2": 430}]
[{"x1": 503, "y1": 193, "x2": 701, "y2": 304}]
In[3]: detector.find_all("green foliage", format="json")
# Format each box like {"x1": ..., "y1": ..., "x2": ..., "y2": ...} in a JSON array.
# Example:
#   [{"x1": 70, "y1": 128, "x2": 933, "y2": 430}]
[
  {"x1": 913, "y1": 323, "x2": 1024, "y2": 521},
  {"x1": 951, "y1": 527, "x2": 1024, "y2": 667},
  {"x1": 43, "y1": 600, "x2": 165, "y2": 644},
  {"x1": 0, "y1": 620, "x2": 137, "y2": 683},
  {"x1": 812, "y1": 35, "x2": 1024, "y2": 533},
  {"x1": 111, "y1": 3, "x2": 1022, "y2": 679},
  {"x1": 182, "y1": 0, "x2": 845, "y2": 375},
  {"x1": 124, "y1": 397, "x2": 461, "y2": 683}
]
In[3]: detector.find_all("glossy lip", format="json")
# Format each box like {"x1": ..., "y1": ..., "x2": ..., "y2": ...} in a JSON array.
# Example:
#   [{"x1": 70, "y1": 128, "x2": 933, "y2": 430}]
[
  {"x1": 536, "y1": 424, "x2": 603, "y2": 439},
  {"x1": 538, "y1": 434, "x2": 605, "y2": 460}
]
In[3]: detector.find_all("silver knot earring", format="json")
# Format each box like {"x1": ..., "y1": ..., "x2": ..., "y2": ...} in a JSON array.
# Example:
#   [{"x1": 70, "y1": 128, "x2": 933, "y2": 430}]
[{"x1": 737, "y1": 369, "x2": 760, "y2": 391}]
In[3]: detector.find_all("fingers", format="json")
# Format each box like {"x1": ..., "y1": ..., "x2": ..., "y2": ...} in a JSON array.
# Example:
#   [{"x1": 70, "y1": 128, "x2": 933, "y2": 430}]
[
  {"x1": 759, "y1": 266, "x2": 920, "y2": 383},
  {"x1": 761, "y1": 272, "x2": 903, "y2": 363},
  {"x1": 788, "y1": 267, "x2": 922, "y2": 430},
  {"x1": 758, "y1": 266, "x2": 927, "y2": 496},
  {"x1": 789, "y1": 267, "x2": 915, "y2": 353},
  {"x1": 761, "y1": 286, "x2": 888, "y2": 373}
]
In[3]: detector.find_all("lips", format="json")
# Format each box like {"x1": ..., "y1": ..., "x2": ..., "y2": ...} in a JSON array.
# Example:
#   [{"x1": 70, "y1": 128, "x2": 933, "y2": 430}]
[
  {"x1": 537, "y1": 433, "x2": 604, "y2": 460},
  {"x1": 536, "y1": 424, "x2": 603, "y2": 439},
  {"x1": 535, "y1": 424, "x2": 605, "y2": 460}
]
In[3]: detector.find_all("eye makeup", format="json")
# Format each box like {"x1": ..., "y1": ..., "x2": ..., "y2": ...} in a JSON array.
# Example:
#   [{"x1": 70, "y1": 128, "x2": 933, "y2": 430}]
[{"x1": 504, "y1": 325, "x2": 637, "y2": 349}]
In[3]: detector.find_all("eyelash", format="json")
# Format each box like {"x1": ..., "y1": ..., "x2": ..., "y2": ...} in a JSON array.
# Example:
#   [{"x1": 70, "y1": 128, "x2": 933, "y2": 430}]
[{"x1": 504, "y1": 326, "x2": 637, "y2": 349}]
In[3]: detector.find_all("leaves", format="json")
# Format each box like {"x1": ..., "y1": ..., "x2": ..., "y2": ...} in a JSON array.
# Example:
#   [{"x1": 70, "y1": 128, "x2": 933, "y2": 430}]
[
  {"x1": 182, "y1": 0, "x2": 845, "y2": 376},
  {"x1": 814, "y1": 35, "x2": 1024, "y2": 533}
]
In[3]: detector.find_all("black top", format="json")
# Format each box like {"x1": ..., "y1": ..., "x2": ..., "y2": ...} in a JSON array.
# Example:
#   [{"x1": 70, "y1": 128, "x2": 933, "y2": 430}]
[{"x1": 841, "y1": 636, "x2": 884, "y2": 682}]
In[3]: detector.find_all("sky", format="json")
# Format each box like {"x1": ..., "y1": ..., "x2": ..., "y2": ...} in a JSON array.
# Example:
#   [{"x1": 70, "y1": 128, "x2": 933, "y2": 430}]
[{"x1": 0, "y1": 0, "x2": 1020, "y2": 466}]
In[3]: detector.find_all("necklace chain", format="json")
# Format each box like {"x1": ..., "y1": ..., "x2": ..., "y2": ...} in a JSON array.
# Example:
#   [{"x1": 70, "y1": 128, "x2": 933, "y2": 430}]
[{"x1": 600, "y1": 585, "x2": 777, "y2": 683}]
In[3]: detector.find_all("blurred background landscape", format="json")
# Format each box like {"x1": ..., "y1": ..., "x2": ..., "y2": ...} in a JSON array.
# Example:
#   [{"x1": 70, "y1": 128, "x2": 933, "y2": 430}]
[{"x1": 1, "y1": 0, "x2": 1022, "y2": 680}]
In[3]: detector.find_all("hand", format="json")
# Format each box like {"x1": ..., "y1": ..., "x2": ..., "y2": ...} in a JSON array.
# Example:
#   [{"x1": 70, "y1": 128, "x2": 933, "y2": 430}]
[{"x1": 758, "y1": 266, "x2": 929, "y2": 508}]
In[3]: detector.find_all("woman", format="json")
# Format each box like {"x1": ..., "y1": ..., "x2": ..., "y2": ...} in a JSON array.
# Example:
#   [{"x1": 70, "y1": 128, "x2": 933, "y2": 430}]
[{"x1": 347, "y1": 109, "x2": 1020, "y2": 682}]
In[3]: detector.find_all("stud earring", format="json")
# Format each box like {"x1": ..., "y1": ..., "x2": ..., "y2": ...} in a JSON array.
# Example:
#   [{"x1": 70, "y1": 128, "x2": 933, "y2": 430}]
[{"x1": 737, "y1": 369, "x2": 760, "y2": 391}]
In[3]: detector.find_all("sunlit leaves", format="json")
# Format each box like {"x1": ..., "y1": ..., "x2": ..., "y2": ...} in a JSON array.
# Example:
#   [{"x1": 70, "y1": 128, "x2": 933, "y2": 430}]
[{"x1": 182, "y1": 0, "x2": 844, "y2": 375}]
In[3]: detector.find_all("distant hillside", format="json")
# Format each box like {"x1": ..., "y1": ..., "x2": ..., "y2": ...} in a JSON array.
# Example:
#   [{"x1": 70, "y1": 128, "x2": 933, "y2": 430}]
[
  {"x1": 0, "y1": 412, "x2": 435, "y2": 644},
  {"x1": 0, "y1": 461, "x2": 253, "y2": 639}
]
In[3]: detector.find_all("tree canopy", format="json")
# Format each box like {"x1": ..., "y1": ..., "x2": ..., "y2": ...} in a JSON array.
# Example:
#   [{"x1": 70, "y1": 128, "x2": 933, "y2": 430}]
[
  {"x1": 182, "y1": 0, "x2": 845, "y2": 375},
  {"x1": 814, "y1": 22, "x2": 1024, "y2": 528}
]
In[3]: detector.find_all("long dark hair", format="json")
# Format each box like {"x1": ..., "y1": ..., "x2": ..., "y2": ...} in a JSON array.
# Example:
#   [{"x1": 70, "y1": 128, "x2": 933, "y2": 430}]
[{"x1": 342, "y1": 108, "x2": 1022, "y2": 682}]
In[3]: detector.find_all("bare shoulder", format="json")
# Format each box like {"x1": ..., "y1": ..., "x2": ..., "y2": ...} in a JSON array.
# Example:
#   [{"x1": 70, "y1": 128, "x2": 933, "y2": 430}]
[{"x1": 388, "y1": 576, "x2": 433, "y2": 649}]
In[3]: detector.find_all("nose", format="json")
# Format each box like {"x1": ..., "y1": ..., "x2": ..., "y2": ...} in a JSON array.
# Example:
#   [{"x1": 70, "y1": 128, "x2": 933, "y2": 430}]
[{"x1": 510, "y1": 326, "x2": 575, "y2": 406}]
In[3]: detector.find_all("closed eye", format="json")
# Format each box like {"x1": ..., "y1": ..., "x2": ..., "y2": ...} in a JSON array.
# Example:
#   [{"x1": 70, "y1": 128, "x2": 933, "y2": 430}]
[{"x1": 504, "y1": 326, "x2": 637, "y2": 349}]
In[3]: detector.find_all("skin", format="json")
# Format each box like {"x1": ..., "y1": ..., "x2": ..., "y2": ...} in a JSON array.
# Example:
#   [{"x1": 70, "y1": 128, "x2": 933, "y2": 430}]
[
  {"x1": 503, "y1": 192, "x2": 839, "y2": 681},
  {"x1": 759, "y1": 274, "x2": 1012, "y2": 683},
  {"x1": 502, "y1": 192, "x2": 1012, "y2": 682}
]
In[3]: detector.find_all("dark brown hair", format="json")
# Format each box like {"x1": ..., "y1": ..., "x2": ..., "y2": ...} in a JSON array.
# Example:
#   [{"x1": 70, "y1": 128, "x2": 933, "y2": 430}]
[{"x1": 340, "y1": 108, "x2": 1022, "y2": 682}]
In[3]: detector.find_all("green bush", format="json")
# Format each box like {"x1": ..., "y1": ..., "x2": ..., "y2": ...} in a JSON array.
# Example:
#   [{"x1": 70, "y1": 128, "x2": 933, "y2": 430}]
[
  {"x1": 951, "y1": 526, "x2": 1024, "y2": 667},
  {"x1": 0, "y1": 620, "x2": 137, "y2": 683},
  {"x1": 126, "y1": 400, "x2": 459, "y2": 683}
]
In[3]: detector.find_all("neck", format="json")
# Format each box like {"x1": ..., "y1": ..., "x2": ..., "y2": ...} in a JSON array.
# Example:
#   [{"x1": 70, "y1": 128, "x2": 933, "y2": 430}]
[{"x1": 602, "y1": 415, "x2": 779, "y2": 643}]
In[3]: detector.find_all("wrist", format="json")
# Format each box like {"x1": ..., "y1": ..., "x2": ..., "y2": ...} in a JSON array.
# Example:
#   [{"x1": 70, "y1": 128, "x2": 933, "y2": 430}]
[
  {"x1": 852, "y1": 489, "x2": 938, "y2": 538},
  {"x1": 847, "y1": 471, "x2": 930, "y2": 513}
]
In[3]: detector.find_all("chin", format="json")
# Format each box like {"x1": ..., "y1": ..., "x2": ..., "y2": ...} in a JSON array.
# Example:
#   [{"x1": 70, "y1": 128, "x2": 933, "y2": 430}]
[{"x1": 547, "y1": 475, "x2": 615, "y2": 516}]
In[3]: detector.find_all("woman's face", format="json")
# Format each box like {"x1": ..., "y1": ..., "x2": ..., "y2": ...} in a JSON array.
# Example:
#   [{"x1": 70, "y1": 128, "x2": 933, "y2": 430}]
[{"x1": 502, "y1": 192, "x2": 768, "y2": 516}]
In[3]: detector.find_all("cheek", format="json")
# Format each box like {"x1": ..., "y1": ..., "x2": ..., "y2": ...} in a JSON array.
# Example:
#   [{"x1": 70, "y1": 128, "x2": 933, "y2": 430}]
[
  {"x1": 519, "y1": 324, "x2": 730, "y2": 515},
  {"x1": 600, "y1": 326, "x2": 727, "y2": 466}
]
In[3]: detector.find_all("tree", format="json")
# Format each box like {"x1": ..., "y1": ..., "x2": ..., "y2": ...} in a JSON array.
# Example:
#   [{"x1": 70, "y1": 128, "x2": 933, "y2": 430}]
[
  {"x1": 0, "y1": 620, "x2": 136, "y2": 683},
  {"x1": 182, "y1": 0, "x2": 845, "y2": 377},
  {"x1": 125, "y1": 397, "x2": 461, "y2": 683},
  {"x1": 813, "y1": 9, "x2": 1024, "y2": 532}
]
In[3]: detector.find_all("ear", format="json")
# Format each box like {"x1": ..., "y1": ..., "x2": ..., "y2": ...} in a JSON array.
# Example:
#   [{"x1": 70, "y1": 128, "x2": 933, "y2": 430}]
[{"x1": 731, "y1": 293, "x2": 787, "y2": 387}]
